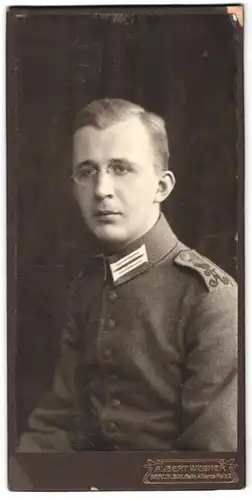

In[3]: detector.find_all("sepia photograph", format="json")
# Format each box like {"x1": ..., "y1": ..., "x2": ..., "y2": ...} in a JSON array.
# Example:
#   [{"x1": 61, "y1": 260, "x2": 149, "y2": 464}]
[{"x1": 7, "y1": 5, "x2": 244, "y2": 490}]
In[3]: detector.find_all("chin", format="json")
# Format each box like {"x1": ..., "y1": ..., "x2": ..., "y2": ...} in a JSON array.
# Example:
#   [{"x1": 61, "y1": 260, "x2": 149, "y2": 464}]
[{"x1": 91, "y1": 224, "x2": 127, "y2": 246}]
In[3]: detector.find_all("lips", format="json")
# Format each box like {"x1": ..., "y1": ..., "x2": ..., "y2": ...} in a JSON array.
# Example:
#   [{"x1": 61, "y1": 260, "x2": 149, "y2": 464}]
[{"x1": 94, "y1": 209, "x2": 120, "y2": 216}]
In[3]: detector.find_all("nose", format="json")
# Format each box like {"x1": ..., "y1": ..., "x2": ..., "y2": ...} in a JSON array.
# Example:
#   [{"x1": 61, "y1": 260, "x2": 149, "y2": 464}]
[{"x1": 94, "y1": 169, "x2": 114, "y2": 199}]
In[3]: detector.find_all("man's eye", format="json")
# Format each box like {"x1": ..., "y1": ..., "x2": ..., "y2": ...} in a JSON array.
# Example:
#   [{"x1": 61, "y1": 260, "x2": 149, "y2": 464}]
[
  {"x1": 112, "y1": 163, "x2": 128, "y2": 175},
  {"x1": 79, "y1": 166, "x2": 96, "y2": 178}
]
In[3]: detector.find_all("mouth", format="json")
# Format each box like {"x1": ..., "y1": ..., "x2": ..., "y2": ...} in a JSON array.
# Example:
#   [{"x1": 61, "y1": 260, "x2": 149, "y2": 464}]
[{"x1": 94, "y1": 209, "x2": 121, "y2": 220}]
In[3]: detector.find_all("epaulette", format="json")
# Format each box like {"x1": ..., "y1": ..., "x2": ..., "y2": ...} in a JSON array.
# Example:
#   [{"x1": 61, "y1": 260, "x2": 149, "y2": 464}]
[{"x1": 174, "y1": 248, "x2": 235, "y2": 291}]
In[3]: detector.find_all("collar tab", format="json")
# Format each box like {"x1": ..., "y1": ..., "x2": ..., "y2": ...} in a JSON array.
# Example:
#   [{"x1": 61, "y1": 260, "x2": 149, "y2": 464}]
[
  {"x1": 110, "y1": 244, "x2": 148, "y2": 284},
  {"x1": 103, "y1": 214, "x2": 178, "y2": 286}
]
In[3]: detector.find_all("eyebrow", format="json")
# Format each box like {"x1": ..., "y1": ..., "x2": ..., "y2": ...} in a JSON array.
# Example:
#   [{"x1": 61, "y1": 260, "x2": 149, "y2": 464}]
[
  {"x1": 75, "y1": 158, "x2": 134, "y2": 170},
  {"x1": 75, "y1": 160, "x2": 99, "y2": 171}
]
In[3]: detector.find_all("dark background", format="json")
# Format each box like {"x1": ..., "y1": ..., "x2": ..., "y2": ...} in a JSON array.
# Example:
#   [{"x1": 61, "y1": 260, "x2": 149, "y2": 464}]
[{"x1": 10, "y1": 9, "x2": 240, "y2": 440}]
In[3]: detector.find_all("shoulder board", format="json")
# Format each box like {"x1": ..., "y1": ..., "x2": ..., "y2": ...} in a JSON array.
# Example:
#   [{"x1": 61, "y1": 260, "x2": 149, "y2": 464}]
[{"x1": 174, "y1": 248, "x2": 235, "y2": 291}]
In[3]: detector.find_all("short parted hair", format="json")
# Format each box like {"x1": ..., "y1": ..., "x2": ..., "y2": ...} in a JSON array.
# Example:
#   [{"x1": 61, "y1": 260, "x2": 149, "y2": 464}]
[{"x1": 73, "y1": 98, "x2": 170, "y2": 172}]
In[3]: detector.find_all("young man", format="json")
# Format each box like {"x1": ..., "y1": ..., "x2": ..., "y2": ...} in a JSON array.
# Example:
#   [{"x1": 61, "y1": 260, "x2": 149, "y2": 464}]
[{"x1": 19, "y1": 99, "x2": 237, "y2": 452}]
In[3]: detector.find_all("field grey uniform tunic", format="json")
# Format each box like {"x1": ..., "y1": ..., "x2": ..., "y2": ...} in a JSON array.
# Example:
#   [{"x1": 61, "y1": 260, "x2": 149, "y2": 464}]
[{"x1": 19, "y1": 214, "x2": 237, "y2": 452}]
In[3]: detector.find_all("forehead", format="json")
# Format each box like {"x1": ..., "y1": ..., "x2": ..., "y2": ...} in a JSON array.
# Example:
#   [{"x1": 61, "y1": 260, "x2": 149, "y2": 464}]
[{"x1": 73, "y1": 116, "x2": 154, "y2": 164}]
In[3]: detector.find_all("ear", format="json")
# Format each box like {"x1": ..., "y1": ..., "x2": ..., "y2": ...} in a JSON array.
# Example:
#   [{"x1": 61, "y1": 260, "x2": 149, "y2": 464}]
[{"x1": 154, "y1": 170, "x2": 176, "y2": 203}]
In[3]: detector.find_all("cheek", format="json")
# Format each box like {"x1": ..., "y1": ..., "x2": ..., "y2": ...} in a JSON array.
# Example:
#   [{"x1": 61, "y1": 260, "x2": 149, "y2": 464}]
[
  {"x1": 74, "y1": 186, "x2": 91, "y2": 212},
  {"x1": 126, "y1": 177, "x2": 157, "y2": 203}
]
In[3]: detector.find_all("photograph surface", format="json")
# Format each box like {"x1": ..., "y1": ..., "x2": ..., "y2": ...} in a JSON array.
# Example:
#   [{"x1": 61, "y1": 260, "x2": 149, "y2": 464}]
[{"x1": 7, "y1": 5, "x2": 245, "y2": 491}]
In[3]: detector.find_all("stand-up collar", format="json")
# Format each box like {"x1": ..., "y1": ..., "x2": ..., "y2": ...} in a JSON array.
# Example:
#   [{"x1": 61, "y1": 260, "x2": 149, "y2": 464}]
[{"x1": 95, "y1": 213, "x2": 178, "y2": 287}]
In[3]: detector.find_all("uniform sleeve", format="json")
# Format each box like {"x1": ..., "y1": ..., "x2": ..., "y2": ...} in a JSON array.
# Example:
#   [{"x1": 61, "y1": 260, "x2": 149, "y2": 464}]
[
  {"x1": 177, "y1": 284, "x2": 238, "y2": 451},
  {"x1": 18, "y1": 289, "x2": 81, "y2": 452}
]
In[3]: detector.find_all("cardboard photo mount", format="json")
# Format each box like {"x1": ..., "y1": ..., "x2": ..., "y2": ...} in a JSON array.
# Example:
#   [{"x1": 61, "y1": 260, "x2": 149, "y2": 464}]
[{"x1": 7, "y1": 5, "x2": 245, "y2": 491}]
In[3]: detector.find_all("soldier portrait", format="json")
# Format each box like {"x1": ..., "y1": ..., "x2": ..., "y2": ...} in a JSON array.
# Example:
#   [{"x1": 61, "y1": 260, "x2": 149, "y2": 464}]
[
  {"x1": 18, "y1": 98, "x2": 238, "y2": 453},
  {"x1": 7, "y1": 5, "x2": 244, "y2": 491}
]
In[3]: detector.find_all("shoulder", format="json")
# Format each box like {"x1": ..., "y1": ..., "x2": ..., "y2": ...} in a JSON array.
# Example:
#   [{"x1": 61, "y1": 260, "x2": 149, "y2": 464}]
[
  {"x1": 172, "y1": 246, "x2": 237, "y2": 295},
  {"x1": 172, "y1": 248, "x2": 237, "y2": 346}
]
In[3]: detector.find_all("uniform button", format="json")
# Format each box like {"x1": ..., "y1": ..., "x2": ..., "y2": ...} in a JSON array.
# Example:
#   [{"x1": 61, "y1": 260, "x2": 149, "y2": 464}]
[
  {"x1": 111, "y1": 398, "x2": 120, "y2": 408},
  {"x1": 108, "y1": 318, "x2": 115, "y2": 329},
  {"x1": 103, "y1": 348, "x2": 112, "y2": 360},
  {"x1": 180, "y1": 250, "x2": 190, "y2": 262},
  {"x1": 107, "y1": 291, "x2": 117, "y2": 303},
  {"x1": 108, "y1": 421, "x2": 118, "y2": 432}
]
